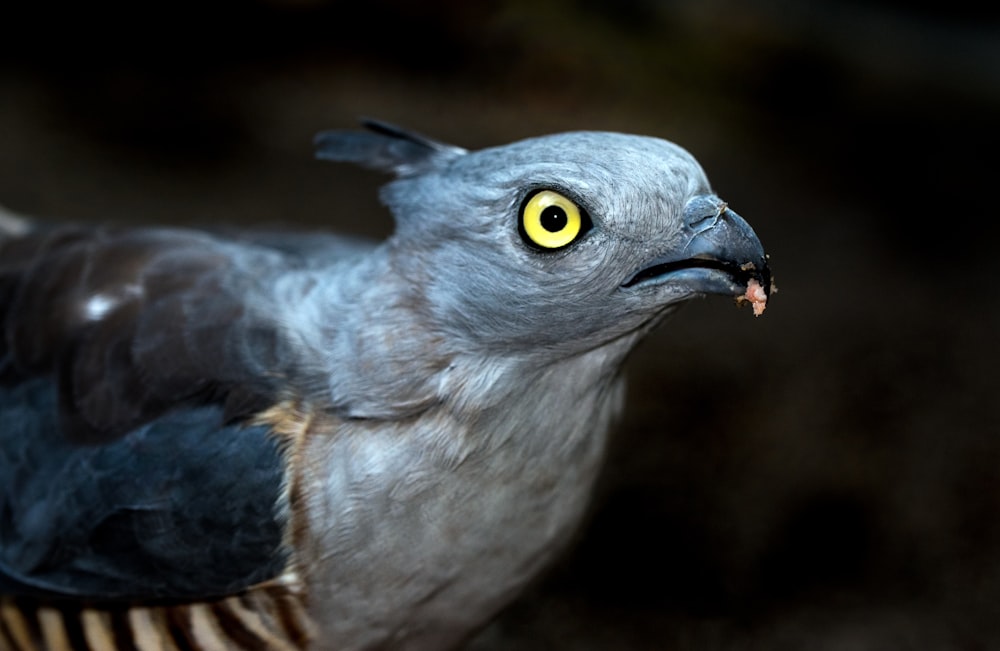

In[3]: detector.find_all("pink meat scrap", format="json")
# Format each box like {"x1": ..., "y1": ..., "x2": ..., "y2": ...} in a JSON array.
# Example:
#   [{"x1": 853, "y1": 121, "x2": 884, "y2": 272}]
[{"x1": 743, "y1": 278, "x2": 768, "y2": 317}]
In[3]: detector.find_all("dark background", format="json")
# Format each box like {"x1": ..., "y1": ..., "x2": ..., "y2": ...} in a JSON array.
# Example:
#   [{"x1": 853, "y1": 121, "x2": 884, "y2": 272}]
[{"x1": 2, "y1": 1, "x2": 998, "y2": 648}]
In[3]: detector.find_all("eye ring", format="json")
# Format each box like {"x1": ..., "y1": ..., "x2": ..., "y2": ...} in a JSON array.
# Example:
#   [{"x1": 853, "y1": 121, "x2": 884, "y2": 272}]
[{"x1": 519, "y1": 189, "x2": 590, "y2": 250}]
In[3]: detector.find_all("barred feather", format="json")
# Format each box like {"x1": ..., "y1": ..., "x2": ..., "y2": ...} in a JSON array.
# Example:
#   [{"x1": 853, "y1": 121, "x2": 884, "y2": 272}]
[{"x1": 0, "y1": 584, "x2": 313, "y2": 651}]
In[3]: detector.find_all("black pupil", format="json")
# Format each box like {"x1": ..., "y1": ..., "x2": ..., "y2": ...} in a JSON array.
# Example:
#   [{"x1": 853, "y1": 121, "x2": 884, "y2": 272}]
[{"x1": 540, "y1": 206, "x2": 568, "y2": 232}]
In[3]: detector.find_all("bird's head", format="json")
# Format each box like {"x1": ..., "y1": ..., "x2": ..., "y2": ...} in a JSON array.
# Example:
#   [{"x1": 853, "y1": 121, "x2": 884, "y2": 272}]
[{"x1": 315, "y1": 120, "x2": 770, "y2": 361}]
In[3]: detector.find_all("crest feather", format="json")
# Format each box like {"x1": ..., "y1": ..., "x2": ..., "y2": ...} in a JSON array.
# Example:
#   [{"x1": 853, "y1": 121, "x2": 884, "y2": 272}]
[{"x1": 313, "y1": 118, "x2": 466, "y2": 177}]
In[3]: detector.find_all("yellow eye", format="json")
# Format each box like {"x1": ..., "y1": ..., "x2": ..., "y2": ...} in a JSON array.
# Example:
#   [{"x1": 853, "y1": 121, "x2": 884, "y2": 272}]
[{"x1": 519, "y1": 190, "x2": 587, "y2": 250}]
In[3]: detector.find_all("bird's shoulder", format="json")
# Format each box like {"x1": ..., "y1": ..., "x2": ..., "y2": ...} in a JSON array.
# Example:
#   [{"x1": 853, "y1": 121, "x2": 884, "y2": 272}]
[{"x1": 0, "y1": 224, "x2": 365, "y2": 442}]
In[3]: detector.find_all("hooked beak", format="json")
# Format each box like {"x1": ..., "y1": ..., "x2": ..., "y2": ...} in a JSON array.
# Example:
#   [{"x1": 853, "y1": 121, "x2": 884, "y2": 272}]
[{"x1": 621, "y1": 196, "x2": 771, "y2": 300}]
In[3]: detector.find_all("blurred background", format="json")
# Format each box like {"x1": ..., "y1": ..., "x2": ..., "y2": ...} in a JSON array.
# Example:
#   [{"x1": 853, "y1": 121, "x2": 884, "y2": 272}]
[{"x1": 2, "y1": 1, "x2": 998, "y2": 648}]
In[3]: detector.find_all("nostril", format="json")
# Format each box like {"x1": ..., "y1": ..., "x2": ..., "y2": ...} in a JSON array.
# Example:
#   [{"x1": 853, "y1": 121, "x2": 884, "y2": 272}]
[
  {"x1": 687, "y1": 212, "x2": 719, "y2": 234},
  {"x1": 682, "y1": 196, "x2": 726, "y2": 233}
]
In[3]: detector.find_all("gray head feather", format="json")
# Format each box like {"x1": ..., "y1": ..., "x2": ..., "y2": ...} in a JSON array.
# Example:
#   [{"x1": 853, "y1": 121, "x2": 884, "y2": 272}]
[{"x1": 347, "y1": 129, "x2": 709, "y2": 350}]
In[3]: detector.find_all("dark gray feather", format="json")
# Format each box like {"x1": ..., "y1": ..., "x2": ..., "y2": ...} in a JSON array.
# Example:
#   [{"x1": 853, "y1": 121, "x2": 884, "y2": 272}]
[
  {"x1": 313, "y1": 118, "x2": 465, "y2": 177},
  {"x1": 0, "y1": 378, "x2": 287, "y2": 601}
]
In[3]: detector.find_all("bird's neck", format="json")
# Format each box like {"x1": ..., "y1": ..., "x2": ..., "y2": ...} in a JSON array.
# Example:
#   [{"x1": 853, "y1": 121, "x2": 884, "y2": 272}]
[{"x1": 275, "y1": 249, "x2": 448, "y2": 419}]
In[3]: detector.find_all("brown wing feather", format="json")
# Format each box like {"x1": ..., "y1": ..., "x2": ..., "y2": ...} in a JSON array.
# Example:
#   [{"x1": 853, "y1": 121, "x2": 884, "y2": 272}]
[{"x1": 0, "y1": 225, "x2": 306, "y2": 442}]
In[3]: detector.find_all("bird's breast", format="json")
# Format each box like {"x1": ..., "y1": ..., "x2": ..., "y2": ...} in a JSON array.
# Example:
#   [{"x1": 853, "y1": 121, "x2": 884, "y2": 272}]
[{"x1": 284, "y1": 364, "x2": 625, "y2": 651}]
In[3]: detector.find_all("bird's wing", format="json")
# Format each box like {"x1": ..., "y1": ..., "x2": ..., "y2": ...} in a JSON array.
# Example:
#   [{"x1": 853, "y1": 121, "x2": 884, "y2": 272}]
[
  {"x1": 0, "y1": 225, "x2": 320, "y2": 442},
  {"x1": 0, "y1": 378, "x2": 288, "y2": 602},
  {"x1": 0, "y1": 224, "x2": 340, "y2": 602}
]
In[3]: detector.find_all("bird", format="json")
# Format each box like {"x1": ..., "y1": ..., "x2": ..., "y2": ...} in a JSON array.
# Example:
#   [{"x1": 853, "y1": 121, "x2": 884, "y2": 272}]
[{"x1": 0, "y1": 119, "x2": 771, "y2": 651}]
